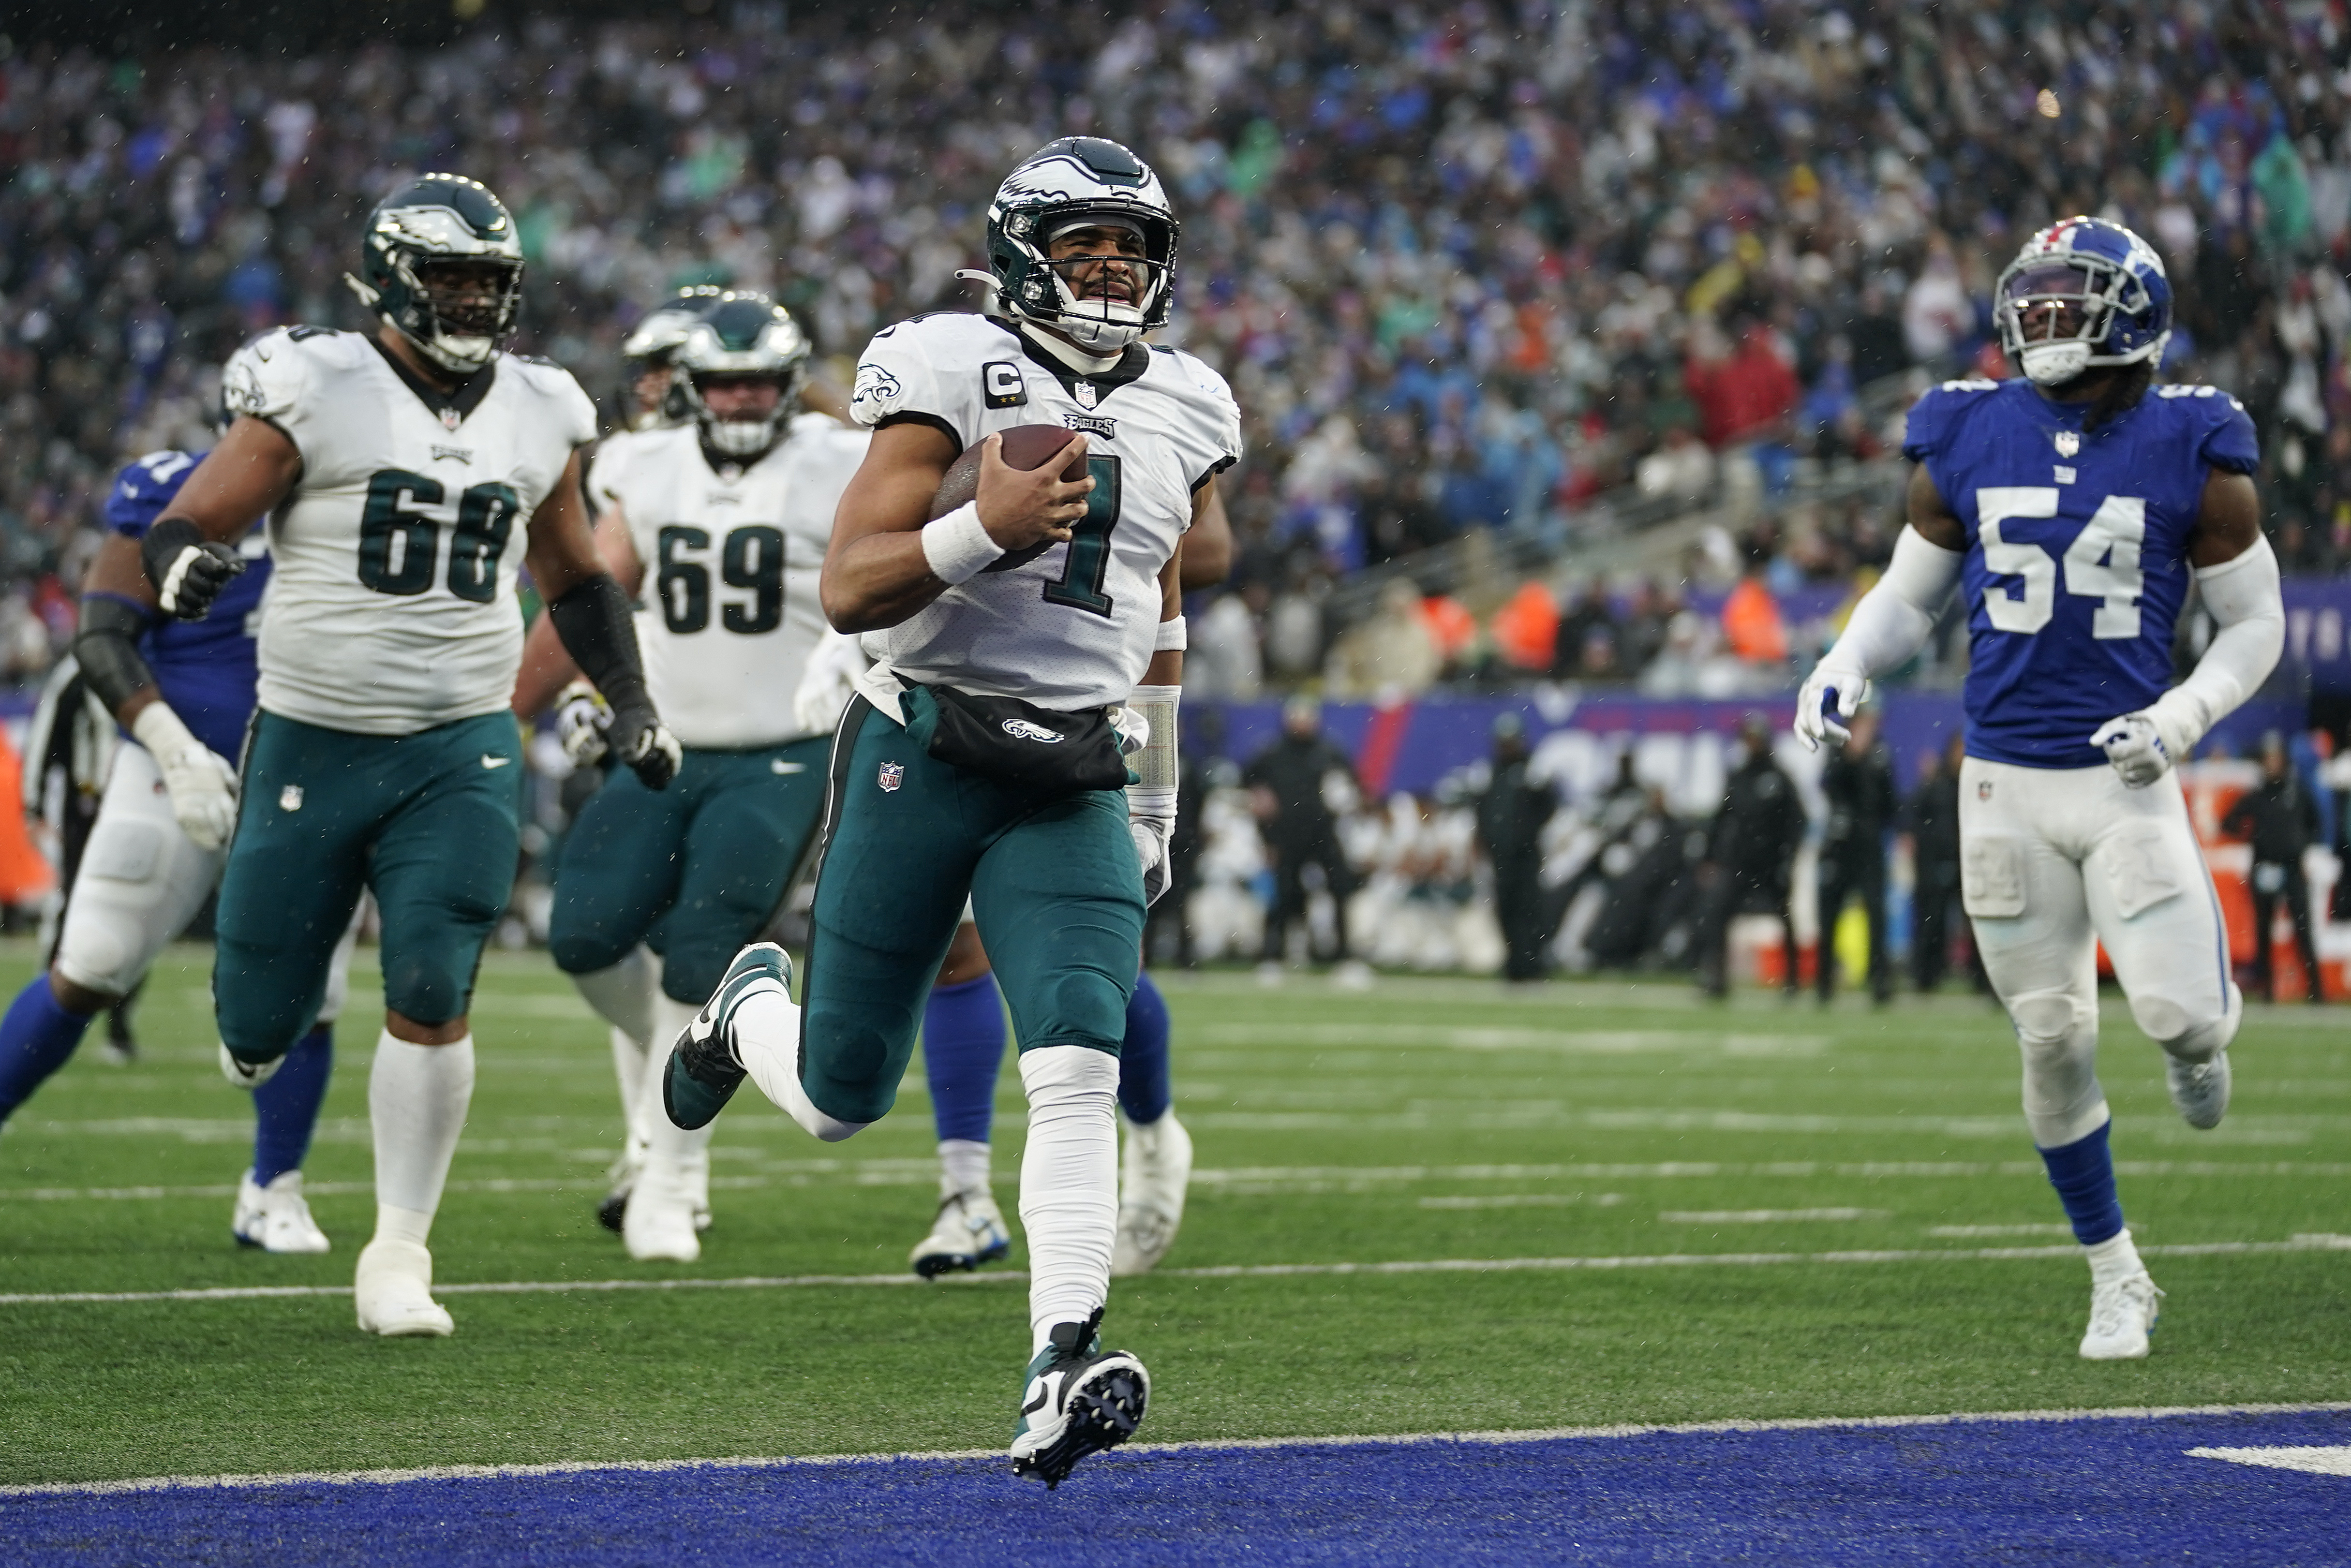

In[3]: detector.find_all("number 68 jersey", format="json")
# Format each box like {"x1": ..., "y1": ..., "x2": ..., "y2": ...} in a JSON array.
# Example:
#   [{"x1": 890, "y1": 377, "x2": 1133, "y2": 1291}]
[
  {"x1": 587, "y1": 414, "x2": 868, "y2": 749},
  {"x1": 1903, "y1": 376, "x2": 2260, "y2": 770},
  {"x1": 847, "y1": 311, "x2": 1242, "y2": 715},
  {"x1": 223, "y1": 326, "x2": 598, "y2": 735}
]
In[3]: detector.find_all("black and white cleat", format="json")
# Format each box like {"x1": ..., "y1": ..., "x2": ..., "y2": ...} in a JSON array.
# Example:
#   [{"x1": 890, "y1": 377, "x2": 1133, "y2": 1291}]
[{"x1": 1009, "y1": 1310, "x2": 1149, "y2": 1489}]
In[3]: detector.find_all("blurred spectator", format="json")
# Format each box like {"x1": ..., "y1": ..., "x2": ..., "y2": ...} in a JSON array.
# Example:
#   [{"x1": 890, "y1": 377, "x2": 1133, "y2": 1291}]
[
  {"x1": 1488, "y1": 578, "x2": 1559, "y2": 675},
  {"x1": 1815, "y1": 707, "x2": 1896, "y2": 1005},
  {"x1": 1325, "y1": 579, "x2": 1440, "y2": 698},
  {"x1": 1685, "y1": 317, "x2": 1799, "y2": 451},
  {"x1": 1186, "y1": 588, "x2": 1264, "y2": 701},
  {"x1": 1721, "y1": 537, "x2": 1790, "y2": 666},
  {"x1": 1696, "y1": 714, "x2": 1804, "y2": 998},
  {"x1": 1635, "y1": 423, "x2": 1716, "y2": 503},
  {"x1": 2222, "y1": 730, "x2": 2324, "y2": 1005},
  {"x1": 1244, "y1": 696, "x2": 1360, "y2": 972},
  {"x1": 1904, "y1": 732, "x2": 1967, "y2": 995},
  {"x1": 1474, "y1": 714, "x2": 1554, "y2": 983}
]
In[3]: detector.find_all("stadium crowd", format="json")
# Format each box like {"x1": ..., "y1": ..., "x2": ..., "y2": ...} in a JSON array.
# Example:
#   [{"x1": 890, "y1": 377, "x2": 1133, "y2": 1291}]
[{"x1": 7, "y1": 2, "x2": 2351, "y2": 694}]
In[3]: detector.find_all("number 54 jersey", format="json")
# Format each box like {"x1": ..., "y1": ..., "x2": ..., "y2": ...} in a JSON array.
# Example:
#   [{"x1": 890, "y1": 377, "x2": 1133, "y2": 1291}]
[
  {"x1": 847, "y1": 312, "x2": 1241, "y2": 713},
  {"x1": 586, "y1": 414, "x2": 868, "y2": 749},
  {"x1": 223, "y1": 326, "x2": 598, "y2": 735},
  {"x1": 1903, "y1": 376, "x2": 2259, "y2": 770}
]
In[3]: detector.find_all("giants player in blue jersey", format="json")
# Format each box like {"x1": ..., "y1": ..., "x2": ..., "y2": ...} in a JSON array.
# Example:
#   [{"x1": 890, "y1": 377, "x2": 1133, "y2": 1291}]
[
  {"x1": 0, "y1": 448, "x2": 358, "y2": 1251},
  {"x1": 1799, "y1": 218, "x2": 2284, "y2": 1361}
]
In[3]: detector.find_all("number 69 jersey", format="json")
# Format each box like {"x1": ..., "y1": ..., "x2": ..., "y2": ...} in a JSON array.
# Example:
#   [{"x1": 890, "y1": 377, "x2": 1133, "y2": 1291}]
[
  {"x1": 847, "y1": 312, "x2": 1241, "y2": 714},
  {"x1": 586, "y1": 414, "x2": 868, "y2": 748},
  {"x1": 1903, "y1": 376, "x2": 2259, "y2": 770},
  {"x1": 223, "y1": 326, "x2": 598, "y2": 735}
]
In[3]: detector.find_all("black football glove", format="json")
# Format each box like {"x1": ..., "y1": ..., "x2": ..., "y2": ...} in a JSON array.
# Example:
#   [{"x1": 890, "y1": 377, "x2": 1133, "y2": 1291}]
[
  {"x1": 607, "y1": 701, "x2": 682, "y2": 790},
  {"x1": 140, "y1": 518, "x2": 247, "y2": 621}
]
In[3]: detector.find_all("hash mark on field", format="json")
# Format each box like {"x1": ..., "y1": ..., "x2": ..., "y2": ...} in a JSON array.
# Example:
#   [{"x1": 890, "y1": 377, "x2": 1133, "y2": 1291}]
[
  {"x1": 1659, "y1": 1208, "x2": 1889, "y2": 1224},
  {"x1": 5, "y1": 1236, "x2": 2348, "y2": 1307},
  {"x1": 1929, "y1": 1224, "x2": 2079, "y2": 1238},
  {"x1": 1417, "y1": 1194, "x2": 1628, "y2": 1210}
]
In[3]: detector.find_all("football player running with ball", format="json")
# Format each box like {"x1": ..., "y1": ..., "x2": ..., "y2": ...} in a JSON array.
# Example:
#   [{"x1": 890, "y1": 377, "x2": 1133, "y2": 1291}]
[
  {"x1": 515, "y1": 294, "x2": 866, "y2": 1263},
  {"x1": 1799, "y1": 218, "x2": 2282, "y2": 1361},
  {"x1": 149, "y1": 175, "x2": 678, "y2": 1337},
  {"x1": 658, "y1": 137, "x2": 1237, "y2": 1485}
]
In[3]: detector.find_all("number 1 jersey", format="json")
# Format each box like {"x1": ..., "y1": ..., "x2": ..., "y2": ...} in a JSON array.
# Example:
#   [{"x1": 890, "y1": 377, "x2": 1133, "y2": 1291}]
[
  {"x1": 1902, "y1": 375, "x2": 2259, "y2": 770},
  {"x1": 847, "y1": 312, "x2": 1241, "y2": 715},
  {"x1": 223, "y1": 326, "x2": 598, "y2": 735},
  {"x1": 586, "y1": 415, "x2": 867, "y2": 749}
]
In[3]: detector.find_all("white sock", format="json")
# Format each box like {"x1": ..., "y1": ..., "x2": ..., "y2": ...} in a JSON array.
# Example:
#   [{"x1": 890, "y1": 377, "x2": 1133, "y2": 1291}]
[
  {"x1": 573, "y1": 947, "x2": 657, "y2": 1044},
  {"x1": 642, "y1": 993, "x2": 714, "y2": 1186},
  {"x1": 1018, "y1": 1045, "x2": 1119, "y2": 1354},
  {"x1": 611, "y1": 1027, "x2": 653, "y2": 1154},
  {"x1": 373, "y1": 1203, "x2": 432, "y2": 1249},
  {"x1": 368, "y1": 1031, "x2": 476, "y2": 1243},
  {"x1": 940, "y1": 1138, "x2": 992, "y2": 1199},
  {"x1": 2085, "y1": 1227, "x2": 2144, "y2": 1285},
  {"x1": 735, "y1": 988, "x2": 867, "y2": 1142}
]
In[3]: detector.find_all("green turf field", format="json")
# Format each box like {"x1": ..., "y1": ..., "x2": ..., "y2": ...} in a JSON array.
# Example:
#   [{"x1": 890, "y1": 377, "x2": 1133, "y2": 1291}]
[{"x1": 0, "y1": 940, "x2": 2345, "y2": 1486}]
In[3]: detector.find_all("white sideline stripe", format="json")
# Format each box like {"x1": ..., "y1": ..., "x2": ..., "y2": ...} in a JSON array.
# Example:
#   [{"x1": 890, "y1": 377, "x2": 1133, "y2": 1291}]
[
  {"x1": 6, "y1": 1234, "x2": 2349, "y2": 1308},
  {"x1": 2187, "y1": 1446, "x2": 2351, "y2": 1477},
  {"x1": 11, "y1": 1402, "x2": 2351, "y2": 1499},
  {"x1": 10, "y1": 1158, "x2": 2351, "y2": 1204}
]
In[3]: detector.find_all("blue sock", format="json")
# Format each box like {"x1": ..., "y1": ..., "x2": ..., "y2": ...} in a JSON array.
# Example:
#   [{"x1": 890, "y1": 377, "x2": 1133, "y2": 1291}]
[
  {"x1": 2037, "y1": 1119, "x2": 2124, "y2": 1245},
  {"x1": 0, "y1": 975, "x2": 96, "y2": 1122},
  {"x1": 923, "y1": 973, "x2": 1007, "y2": 1144},
  {"x1": 1118, "y1": 970, "x2": 1173, "y2": 1125},
  {"x1": 251, "y1": 1023, "x2": 334, "y2": 1184}
]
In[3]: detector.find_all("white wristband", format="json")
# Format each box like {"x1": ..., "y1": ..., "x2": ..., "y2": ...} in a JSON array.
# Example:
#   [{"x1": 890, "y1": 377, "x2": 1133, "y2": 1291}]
[
  {"x1": 1154, "y1": 614, "x2": 1188, "y2": 652},
  {"x1": 131, "y1": 699, "x2": 201, "y2": 759},
  {"x1": 920, "y1": 501, "x2": 1004, "y2": 587}
]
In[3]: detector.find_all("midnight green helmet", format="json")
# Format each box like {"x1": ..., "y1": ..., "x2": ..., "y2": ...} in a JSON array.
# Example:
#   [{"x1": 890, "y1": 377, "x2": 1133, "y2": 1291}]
[
  {"x1": 621, "y1": 286, "x2": 726, "y2": 430},
  {"x1": 344, "y1": 174, "x2": 524, "y2": 375},
  {"x1": 984, "y1": 137, "x2": 1178, "y2": 352},
  {"x1": 672, "y1": 293, "x2": 811, "y2": 459}
]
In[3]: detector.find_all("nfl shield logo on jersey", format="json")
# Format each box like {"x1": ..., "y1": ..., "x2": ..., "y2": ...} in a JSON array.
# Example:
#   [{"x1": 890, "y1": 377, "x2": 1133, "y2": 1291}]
[
  {"x1": 2054, "y1": 430, "x2": 2080, "y2": 457},
  {"x1": 878, "y1": 762, "x2": 904, "y2": 793}
]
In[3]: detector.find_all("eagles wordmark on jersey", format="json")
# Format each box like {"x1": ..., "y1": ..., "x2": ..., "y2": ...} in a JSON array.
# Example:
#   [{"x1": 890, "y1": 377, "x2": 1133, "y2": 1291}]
[
  {"x1": 847, "y1": 310, "x2": 1240, "y2": 714},
  {"x1": 223, "y1": 324, "x2": 598, "y2": 734}
]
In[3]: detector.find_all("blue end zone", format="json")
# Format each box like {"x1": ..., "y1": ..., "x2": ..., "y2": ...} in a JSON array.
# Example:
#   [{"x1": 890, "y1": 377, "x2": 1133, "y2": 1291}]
[{"x1": 7, "y1": 1411, "x2": 2347, "y2": 1566}]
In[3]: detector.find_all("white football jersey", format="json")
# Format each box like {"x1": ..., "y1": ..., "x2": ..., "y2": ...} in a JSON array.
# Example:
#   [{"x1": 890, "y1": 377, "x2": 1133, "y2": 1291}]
[
  {"x1": 223, "y1": 327, "x2": 597, "y2": 735},
  {"x1": 846, "y1": 311, "x2": 1241, "y2": 716},
  {"x1": 588, "y1": 414, "x2": 866, "y2": 749}
]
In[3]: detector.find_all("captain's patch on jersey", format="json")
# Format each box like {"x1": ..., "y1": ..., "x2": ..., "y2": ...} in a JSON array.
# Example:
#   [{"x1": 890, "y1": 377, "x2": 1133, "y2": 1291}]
[
  {"x1": 982, "y1": 361, "x2": 1027, "y2": 408},
  {"x1": 878, "y1": 761, "x2": 904, "y2": 792}
]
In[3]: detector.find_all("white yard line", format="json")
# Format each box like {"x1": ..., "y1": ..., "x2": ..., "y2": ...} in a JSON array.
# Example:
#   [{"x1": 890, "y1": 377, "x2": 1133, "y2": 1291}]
[
  {"x1": 10, "y1": 1400, "x2": 2350, "y2": 1499},
  {"x1": 1658, "y1": 1208, "x2": 1890, "y2": 1223},
  {"x1": 5, "y1": 1234, "x2": 2346, "y2": 1308},
  {"x1": 7, "y1": 1158, "x2": 2349, "y2": 1204}
]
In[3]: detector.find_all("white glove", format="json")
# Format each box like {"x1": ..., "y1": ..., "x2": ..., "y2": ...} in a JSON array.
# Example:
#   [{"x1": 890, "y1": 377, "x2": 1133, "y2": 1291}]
[
  {"x1": 795, "y1": 629, "x2": 870, "y2": 736},
  {"x1": 1129, "y1": 788, "x2": 1176, "y2": 905},
  {"x1": 2090, "y1": 698, "x2": 2199, "y2": 789},
  {"x1": 131, "y1": 701, "x2": 239, "y2": 852},
  {"x1": 1795, "y1": 658, "x2": 1869, "y2": 751},
  {"x1": 553, "y1": 680, "x2": 611, "y2": 767}
]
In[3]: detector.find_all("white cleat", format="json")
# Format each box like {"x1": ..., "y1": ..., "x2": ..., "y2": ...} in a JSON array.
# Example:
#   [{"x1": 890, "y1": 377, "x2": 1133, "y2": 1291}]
[
  {"x1": 910, "y1": 1189, "x2": 1012, "y2": 1278},
  {"x1": 231, "y1": 1169, "x2": 330, "y2": 1255},
  {"x1": 1112, "y1": 1111, "x2": 1193, "y2": 1277},
  {"x1": 353, "y1": 1239, "x2": 454, "y2": 1337},
  {"x1": 623, "y1": 1163, "x2": 702, "y2": 1263},
  {"x1": 218, "y1": 1042, "x2": 282, "y2": 1090},
  {"x1": 2079, "y1": 1272, "x2": 2164, "y2": 1361},
  {"x1": 1332, "y1": 959, "x2": 1374, "y2": 991},
  {"x1": 2167, "y1": 1049, "x2": 2232, "y2": 1130}
]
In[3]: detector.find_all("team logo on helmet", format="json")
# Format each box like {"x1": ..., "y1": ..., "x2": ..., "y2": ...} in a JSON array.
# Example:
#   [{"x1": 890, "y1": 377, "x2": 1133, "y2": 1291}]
[
  {"x1": 985, "y1": 137, "x2": 1181, "y2": 353},
  {"x1": 343, "y1": 174, "x2": 525, "y2": 376},
  {"x1": 1995, "y1": 216, "x2": 2172, "y2": 387}
]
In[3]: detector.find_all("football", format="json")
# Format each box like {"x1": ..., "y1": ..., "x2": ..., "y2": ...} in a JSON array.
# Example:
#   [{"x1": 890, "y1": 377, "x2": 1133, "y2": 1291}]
[{"x1": 927, "y1": 423, "x2": 1086, "y2": 520}]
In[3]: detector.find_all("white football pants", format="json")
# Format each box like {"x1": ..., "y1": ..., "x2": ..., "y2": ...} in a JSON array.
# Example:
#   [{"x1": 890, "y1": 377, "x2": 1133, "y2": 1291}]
[
  {"x1": 56, "y1": 741, "x2": 359, "y2": 1018},
  {"x1": 1959, "y1": 757, "x2": 2240, "y2": 1148}
]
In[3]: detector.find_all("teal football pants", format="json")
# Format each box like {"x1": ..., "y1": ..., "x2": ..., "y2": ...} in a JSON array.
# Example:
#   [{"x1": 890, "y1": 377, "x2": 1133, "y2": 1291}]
[
  {"x1": 548, "y1": 736, "x2": 829, "y2": 1003},
  {"x1": 215, "y1": 710, "x2": 523, "y2": 1061},
  {"x1": 798, "y1": 697, "x2": 1143, "y2": 1125}
]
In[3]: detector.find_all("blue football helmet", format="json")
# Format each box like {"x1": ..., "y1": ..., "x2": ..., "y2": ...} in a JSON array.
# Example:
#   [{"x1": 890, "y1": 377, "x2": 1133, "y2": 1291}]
[{"x1": 1995, "y1": 217, "x2": 2172, "y2": 386}]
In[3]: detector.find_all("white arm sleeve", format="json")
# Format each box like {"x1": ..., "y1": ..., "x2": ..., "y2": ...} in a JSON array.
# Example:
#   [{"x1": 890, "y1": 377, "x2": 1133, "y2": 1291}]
[
  {"x1": 1824, "y1": 526, "x2": 1962, "y2": 676},
  {"x1": 2149, "y1": 534, "x2": 2283, "y2": 749}
]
